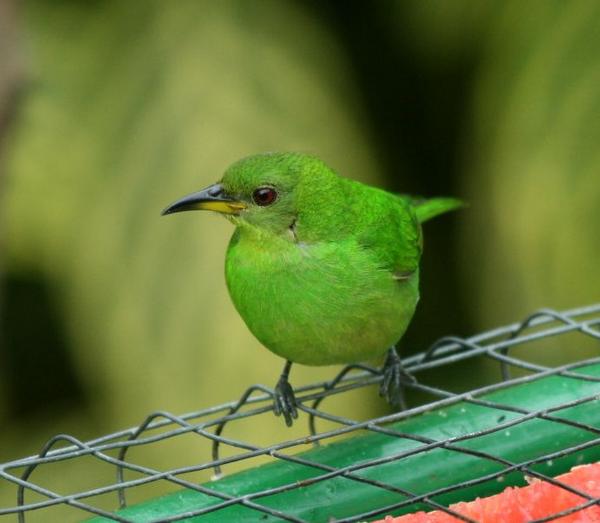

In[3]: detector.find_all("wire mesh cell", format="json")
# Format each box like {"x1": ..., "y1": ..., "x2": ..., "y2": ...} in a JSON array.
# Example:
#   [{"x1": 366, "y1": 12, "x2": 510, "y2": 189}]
[{"x1": 1, "y1": 304, "x2": 600, "y2": 522}]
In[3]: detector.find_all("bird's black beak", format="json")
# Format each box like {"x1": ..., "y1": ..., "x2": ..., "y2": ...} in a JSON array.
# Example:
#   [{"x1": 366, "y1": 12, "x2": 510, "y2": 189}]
[{"x1": 161, "y1": 183, "x2": 247, "y2": 216}]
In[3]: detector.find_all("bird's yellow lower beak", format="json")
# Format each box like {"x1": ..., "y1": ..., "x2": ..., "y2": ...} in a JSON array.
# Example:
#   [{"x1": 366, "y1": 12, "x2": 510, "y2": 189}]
[{"x1": 161, "y1": 184, "x2": 246, "y2": 216}]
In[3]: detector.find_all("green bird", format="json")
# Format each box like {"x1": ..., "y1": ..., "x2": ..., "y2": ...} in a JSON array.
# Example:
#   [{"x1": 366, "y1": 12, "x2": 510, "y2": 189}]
[{"x1": 162, "y1": 152, "x2": 460, "y2": 426}]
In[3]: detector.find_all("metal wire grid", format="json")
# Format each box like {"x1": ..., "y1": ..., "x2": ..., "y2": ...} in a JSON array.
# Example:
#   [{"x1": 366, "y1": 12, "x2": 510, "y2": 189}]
[{"x1": 1, "y1": 304, "x2": 600, "y2": 522}]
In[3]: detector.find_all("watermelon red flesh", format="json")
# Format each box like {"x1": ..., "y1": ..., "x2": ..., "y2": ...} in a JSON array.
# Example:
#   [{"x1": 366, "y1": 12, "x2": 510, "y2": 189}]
[{"x1": 372, "y1": 462, "x2": 600, "y2": 523}]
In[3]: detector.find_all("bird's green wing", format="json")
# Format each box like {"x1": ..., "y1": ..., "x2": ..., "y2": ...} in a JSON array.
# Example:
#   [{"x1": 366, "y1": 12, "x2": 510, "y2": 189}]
[
  {"x1": 352, "y1": 192, "x2": 461, "y2": 277},
  {"x1": 351, "y1": 187, "x2": 422, "y2": 278}
]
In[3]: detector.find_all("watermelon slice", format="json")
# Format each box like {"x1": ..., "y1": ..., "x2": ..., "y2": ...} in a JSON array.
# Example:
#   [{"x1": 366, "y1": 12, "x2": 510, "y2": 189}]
[{"x1": 372, "y1": 463, "x2": 600, "y2": 522}]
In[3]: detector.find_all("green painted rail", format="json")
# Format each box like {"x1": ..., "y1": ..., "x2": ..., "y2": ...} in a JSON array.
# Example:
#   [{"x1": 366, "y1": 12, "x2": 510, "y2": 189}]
[{"x1": 90, "y1": 363, "x2": 600, "y2": 522}]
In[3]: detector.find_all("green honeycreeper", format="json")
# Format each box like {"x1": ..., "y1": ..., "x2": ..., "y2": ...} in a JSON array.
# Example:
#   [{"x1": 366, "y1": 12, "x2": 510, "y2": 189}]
[{"x1": 162, "y1": 152, "x2": 460, "y2": 426}]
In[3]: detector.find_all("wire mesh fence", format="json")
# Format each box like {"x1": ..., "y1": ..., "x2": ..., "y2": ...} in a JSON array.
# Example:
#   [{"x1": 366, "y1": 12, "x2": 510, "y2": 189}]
[{"x1": 2, "y1": 304, "x2": 600, "y2": 522}]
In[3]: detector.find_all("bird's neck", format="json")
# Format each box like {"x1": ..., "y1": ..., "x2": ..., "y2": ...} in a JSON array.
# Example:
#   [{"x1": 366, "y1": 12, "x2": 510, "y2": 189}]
[{"x1": 234, "y1": 220, "x2": 296, "y2": 248}]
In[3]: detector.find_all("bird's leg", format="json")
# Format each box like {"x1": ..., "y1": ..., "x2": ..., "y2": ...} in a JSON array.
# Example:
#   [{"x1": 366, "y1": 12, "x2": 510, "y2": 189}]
[
  {"x1": 379, "y1": 346, "x2": 415, "y2": 410},
  {"x1": 273, "y1": 360, "x2": 298, "y2": 427}
]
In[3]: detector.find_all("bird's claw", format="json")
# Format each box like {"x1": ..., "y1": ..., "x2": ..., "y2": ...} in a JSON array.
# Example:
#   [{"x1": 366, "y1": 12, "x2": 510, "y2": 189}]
[
  {"x1": 274, "y1": 375, "x2": 298, "y2": 427},
  {"x1": 379, "y1": 347, "x2": 415, "y2": 409}
]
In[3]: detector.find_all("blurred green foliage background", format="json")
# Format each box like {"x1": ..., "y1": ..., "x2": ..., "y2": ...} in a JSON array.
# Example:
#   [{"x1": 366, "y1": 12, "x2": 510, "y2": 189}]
[{"x1": 1, "y1": 0, "x2": 599, "y2": 515}]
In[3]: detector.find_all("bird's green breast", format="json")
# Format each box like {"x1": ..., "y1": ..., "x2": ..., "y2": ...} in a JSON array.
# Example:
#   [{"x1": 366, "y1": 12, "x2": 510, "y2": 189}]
[{"x1": 225, "y1": 227, "x2": 419, "y2": 366}]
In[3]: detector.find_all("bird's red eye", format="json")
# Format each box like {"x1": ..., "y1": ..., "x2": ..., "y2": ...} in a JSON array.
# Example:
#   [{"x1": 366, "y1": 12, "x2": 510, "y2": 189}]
[{"x1": 252, "y1": 187, "x2": 277, "y2": 206}]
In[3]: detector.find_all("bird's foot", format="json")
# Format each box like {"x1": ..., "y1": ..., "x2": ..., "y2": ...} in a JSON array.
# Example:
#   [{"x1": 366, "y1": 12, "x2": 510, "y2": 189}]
[
  {"x1": 379, "y1": 347, "x2": 415, "y2": 410},
  {"x1": 273, "y1": 360, "x2": 298, "y2": 427}
]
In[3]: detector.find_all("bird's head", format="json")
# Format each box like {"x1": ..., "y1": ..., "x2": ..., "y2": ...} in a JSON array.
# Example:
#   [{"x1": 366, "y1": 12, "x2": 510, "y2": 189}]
[{"x1": 162, "y1": 152, "x2": 340, "y2": 238}]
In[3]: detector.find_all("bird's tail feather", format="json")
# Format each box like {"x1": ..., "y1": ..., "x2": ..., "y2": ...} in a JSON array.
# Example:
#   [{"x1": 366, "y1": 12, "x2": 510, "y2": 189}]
[{"x1": 412, "y1": 197, "x2": 463, "y2": 223}]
